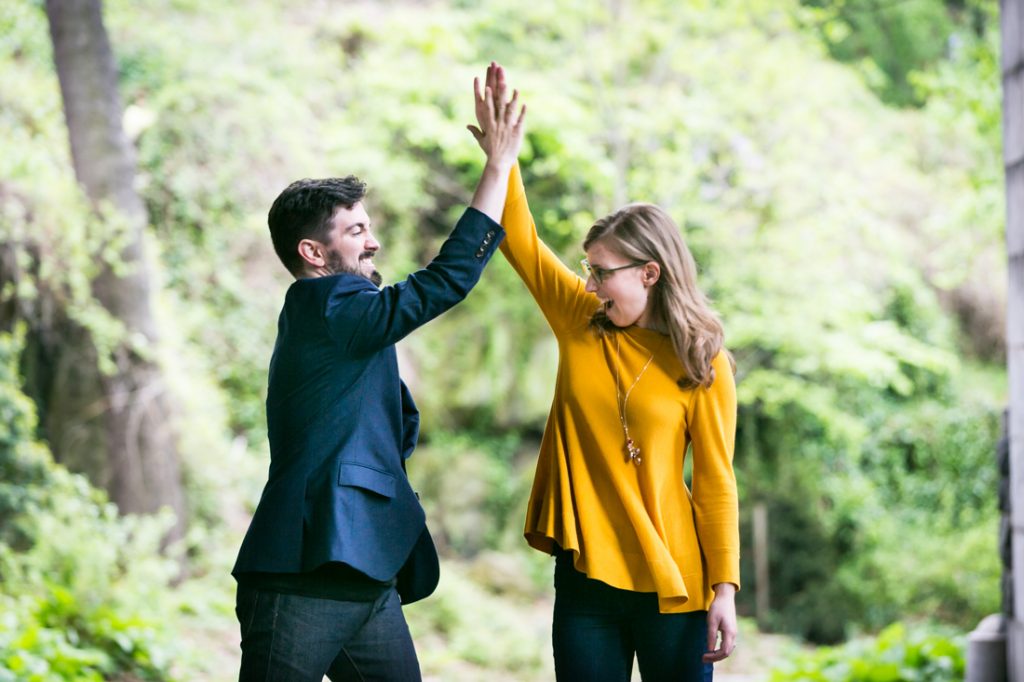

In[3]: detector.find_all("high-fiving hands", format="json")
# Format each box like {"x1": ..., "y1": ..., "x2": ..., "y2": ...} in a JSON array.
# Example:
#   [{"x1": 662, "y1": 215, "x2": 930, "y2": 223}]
[
  {"x1": 465, "y1": 62, "x2": 526, "y2": 222},
  {"x1": 467, "y1": 61, "x2": 526, "y2": 169}
]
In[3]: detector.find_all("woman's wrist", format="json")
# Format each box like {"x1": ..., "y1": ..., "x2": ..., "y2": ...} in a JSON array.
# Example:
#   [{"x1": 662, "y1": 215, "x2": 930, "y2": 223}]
[{"x1": 712, "y1": 582, "x2": 737, "y2": 598}]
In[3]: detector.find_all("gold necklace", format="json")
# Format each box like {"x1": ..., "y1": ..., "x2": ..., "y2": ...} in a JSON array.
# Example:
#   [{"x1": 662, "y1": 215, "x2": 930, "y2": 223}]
[{"x1": 613, "y1": 334, "x2": 655, "y2": 465}]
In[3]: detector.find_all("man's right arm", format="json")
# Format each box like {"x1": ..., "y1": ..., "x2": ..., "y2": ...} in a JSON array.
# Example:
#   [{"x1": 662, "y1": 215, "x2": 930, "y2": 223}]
[
  {"x1": 324, "y1": 207, "x2": 503, "y2": 355},
  {"x1": 328, "y1": 61, "x2": 527, "y2": 356}
]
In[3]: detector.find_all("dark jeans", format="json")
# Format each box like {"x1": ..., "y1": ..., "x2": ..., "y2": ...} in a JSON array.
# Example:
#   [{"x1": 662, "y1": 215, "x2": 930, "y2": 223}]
[
  {"x1": 236, "y1": 584, "x2": 421, "y2": 682},
  {"x1": 552, "y1": 551, "x2": 713, "y2": 682}
]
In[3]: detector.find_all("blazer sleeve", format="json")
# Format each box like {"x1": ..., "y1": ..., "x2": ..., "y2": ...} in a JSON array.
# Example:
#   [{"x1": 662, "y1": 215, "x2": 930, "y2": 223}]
[
  {"x1": 499, "y1": 163, "x2": 600, "y2": 335},
  {"x1": 687, "y1": 351, "x2": 741, "y2": 590},
  {"x1": 325, "y1": 207, "x2": 504, "y2": 355}
]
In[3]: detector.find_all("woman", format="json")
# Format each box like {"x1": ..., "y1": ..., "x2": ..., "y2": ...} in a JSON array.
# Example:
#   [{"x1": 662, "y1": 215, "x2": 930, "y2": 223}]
[{"x1": 469, "y1": 64, "x2": 739, "y2": 681}]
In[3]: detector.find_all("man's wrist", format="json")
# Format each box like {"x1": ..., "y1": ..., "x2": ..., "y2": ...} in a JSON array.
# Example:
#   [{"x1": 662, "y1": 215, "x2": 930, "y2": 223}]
[{"x1": 483, "y1": 157, "x2": 514, "y2": 174}]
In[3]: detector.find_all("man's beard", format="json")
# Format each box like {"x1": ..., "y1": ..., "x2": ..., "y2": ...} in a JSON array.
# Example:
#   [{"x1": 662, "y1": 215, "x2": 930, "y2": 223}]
[{"x1": 325, "y1": 251, "x2": 383, "y2": 287}]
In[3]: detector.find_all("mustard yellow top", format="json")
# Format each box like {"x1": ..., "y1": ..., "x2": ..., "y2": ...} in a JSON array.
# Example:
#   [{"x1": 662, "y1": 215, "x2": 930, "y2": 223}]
[{"x1": 500, "y1": 164, "x2": 740, "y2": 613}]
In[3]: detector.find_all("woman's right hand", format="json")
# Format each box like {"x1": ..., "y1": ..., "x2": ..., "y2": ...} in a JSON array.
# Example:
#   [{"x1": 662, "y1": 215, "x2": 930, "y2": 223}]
[{"x1": 467, "y1": 62, "x2": 526, "y2": 170}]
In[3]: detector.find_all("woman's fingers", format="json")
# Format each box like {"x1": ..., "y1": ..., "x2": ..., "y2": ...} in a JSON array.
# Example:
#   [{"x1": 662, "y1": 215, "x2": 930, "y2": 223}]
[
  {"x1": 701, "y1": 607, "x2": 737, "y2": 663},
  {"x1": 722, "y1": 625, "x2": 737, "y2": 657},
  {"x1": 706, "y1": 613, "x2": 720, "y2": 656}
]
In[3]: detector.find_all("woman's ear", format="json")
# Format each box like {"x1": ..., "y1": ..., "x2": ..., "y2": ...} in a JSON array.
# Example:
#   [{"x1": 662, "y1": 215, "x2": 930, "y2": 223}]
[{"x1": 642, "y1": 261, "x2": 661, "y2": 287}]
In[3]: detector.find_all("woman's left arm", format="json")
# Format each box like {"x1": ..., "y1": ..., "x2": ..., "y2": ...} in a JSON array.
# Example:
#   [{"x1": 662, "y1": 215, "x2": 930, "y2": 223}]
[{"x1": 688, "y1": 351, "x2": 740, "y2": 662}]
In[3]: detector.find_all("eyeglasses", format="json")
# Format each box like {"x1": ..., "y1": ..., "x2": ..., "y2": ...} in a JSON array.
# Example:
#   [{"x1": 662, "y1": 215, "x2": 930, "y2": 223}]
[{"x1": 580, "y1": 259, "x2": 646, "y2": 285}]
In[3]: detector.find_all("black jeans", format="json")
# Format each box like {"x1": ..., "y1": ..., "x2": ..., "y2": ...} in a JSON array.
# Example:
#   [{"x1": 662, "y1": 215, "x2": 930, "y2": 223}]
[
  {"x1": 236, "y1": 585, "x2": 420, "y2": 681},
  {"x1": 552, "y1": 551, "x2": 713, "y2": 682}
]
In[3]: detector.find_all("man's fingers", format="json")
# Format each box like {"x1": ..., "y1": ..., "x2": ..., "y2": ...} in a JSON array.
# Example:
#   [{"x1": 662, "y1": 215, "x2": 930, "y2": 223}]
[
  {"x1": 495, "y1": 64, "x2": 507, "y2": 97},
  {"x1": 506, "y1": 89, "x2": 519, "y2": 121},
  {"x1": 514, "y1": 104, "x2": 527, "y2": 130},
  {"x1": 477, "y1": 62, "x2": 524, "y2": 147},
  {"x1": 487, "y1": 62, "x2": 496, "y2": 88},
  {"x1": 484, "y1": 85, "x2": 497, "y2": 125}
]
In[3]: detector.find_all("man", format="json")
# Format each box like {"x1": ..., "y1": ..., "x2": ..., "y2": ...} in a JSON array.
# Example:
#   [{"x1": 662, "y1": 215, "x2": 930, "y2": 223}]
[{"x1": 232, "y1": 68, "x2": 526, "y2": 681}]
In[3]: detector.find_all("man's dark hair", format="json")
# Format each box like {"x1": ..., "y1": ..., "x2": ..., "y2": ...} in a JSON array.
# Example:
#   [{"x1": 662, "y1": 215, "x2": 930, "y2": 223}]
[{"x1": 268, "y1": 176, "x2": 367, "y2": 276}]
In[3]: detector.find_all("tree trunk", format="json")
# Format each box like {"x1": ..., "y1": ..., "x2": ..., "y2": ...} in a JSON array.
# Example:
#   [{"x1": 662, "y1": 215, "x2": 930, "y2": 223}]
[{"x1": 43, "y1": 0, "x2": 185, "y2": 541}]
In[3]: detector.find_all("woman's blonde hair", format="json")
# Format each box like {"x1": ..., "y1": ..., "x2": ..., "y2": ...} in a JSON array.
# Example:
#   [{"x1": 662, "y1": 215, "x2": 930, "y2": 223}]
[{"x1": 584, "y1": 203, "x2": 734, "y2": 389}]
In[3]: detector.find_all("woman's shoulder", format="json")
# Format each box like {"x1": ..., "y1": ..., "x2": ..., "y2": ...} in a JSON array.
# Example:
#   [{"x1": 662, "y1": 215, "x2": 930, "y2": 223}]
[
  {"x1": 711, "y1": 347, "x2": 734, "y2": 371},
  {"x1": 705, "y1": 348, "x2": 737, "y2": 393}
]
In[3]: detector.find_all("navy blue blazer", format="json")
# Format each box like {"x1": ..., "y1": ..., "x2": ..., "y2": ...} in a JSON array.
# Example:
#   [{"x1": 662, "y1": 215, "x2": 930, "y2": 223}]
[{"x1": 233, "y1": 207, "x2": 503, "y2": 581}]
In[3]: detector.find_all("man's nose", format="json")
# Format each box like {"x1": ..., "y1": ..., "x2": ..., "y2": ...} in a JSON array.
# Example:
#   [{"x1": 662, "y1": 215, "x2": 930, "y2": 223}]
[
  {"x1": 366, "y1": 234, "x2": 381, "y2": 251},
  {"x1": 584, "y1": 276, "x2": 598, "y2": 293}
]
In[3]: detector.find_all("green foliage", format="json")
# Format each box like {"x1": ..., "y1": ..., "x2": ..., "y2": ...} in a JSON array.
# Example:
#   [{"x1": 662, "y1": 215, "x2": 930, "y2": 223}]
[
  {"x1": 848, "y1": 512, "x2": 999, "y2": 629},
  {"x1": 862, "y1": 397, "x2": 999, "y2": 525},
  {"x1": 0, "y1": 0, "x2": 1008, "y2": 676},
  {"x1": 0, "y1": 331, "x2": 181, "y2": 681},
  {"x1": 405, "y1": 560, "x2": 552, "y2": 680},
  {"x1": 770, "y1": 623, "x2": 966, "y2": 682},
  {"x1": 409, "y1": 430, "x2": 536, "y2": 557},
  {"x1": 740, "y1": 480, "x2": 864, "y2": 644},
  {"x1": 798, "y1": 0, "x2": 993, "y2": 108}
]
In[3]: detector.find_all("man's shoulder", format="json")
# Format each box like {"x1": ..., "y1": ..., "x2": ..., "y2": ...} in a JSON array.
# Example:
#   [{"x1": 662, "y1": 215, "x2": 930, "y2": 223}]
[
  {"x1": 278, "y1": 274, "x2": 386, "y2": 349},
  {"x1": 285, "y1": 273, "x2": 378, "y2": 307}
]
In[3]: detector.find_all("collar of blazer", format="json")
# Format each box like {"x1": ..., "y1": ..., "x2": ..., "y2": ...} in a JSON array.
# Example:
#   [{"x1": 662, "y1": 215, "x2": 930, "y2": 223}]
[{"x1": 294, "y1": 271, "x2": 380, "y2": 296}]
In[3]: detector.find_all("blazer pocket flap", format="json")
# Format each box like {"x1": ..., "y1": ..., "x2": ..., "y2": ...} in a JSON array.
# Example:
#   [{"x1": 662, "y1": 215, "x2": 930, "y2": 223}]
[{"x1": 338, "y1": 463, "x2": 396, "y2": 498}]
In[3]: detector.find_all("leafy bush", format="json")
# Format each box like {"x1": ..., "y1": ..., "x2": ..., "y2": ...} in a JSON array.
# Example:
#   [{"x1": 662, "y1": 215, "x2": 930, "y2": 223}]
[
  {"x1": 838, "y1": 510, "x2": 1000, "y2": 632},
  {"x1": 0, "y1": 331, "x2": 181, "y2": 682},
  {"x1": 770, "y1": 623, "x2": 966, "y2": 682},
  {"x1": 737, "y1": 383, "x2": 1001, "y2": 642},
  {"x1": 409, "y1": 430, "x2": 537, "y2": 558},
  {"x1": 404, "y1": 559, "x2": 552, "y2": 680}
]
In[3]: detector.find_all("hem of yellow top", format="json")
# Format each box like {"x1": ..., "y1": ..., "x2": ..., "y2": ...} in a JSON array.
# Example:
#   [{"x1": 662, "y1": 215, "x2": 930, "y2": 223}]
[{"x1": 525, "y1": 532, "x2": 719, "y2": 614}]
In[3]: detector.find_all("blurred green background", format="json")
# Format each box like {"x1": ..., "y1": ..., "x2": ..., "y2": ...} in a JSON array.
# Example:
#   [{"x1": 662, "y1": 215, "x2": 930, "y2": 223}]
[{"x1": 0, "y1": 0, "x2": 1005, "y2": 679}]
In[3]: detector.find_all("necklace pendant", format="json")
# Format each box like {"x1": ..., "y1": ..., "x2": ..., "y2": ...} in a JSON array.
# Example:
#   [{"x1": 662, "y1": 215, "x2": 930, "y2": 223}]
[
  {"x1": 626, "y1": 439, "x2": 642, "y2": 465},
  {"x1": 614, "y1": 337, "x2": 654, "y2": 467}
]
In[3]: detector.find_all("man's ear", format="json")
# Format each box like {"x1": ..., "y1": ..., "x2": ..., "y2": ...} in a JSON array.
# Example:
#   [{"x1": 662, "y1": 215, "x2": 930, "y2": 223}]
[
  {"x1": 297, "y1": 238, "x2": 325, "y2": 269},
  {"x1": 642, "y1": 261, "x2": 661, "y2": 287}
]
